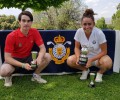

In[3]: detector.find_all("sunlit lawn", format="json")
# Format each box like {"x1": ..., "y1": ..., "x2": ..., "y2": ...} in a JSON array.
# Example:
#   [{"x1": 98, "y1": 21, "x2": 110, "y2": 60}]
[{"x1": 0, "y1": 72, "x2": 120, "y2": 100}]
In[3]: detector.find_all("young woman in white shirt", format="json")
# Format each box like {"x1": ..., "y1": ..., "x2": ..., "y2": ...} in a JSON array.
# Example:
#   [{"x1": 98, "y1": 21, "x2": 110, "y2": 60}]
[{"x1": 67, "y1": 9, "x2": 112, "y2": 82}]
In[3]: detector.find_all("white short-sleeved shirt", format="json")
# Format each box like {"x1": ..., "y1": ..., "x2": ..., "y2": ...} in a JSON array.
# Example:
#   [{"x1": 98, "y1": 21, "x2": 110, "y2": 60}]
[{"x1": 74, "y1": 27, "x2": 107, "y2": 58}]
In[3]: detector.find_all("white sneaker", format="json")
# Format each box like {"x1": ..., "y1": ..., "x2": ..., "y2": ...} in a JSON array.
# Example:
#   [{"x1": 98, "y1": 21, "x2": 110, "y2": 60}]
[
  {"x1": 31, "y1": 75, "x2": 47, "y2": 84},
  {"x1": 80, "y1": 69, "x2": 90, "y2": 80},
  {"x1": 4, "y1": 76, "x2": 12, "y2": 87},
  {"x1": 95, "y1": 73, "x2": 103, "y2": 82}
]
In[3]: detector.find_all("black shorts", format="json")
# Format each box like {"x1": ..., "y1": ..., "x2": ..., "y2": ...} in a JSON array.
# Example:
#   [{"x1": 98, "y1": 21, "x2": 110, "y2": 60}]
[{"x1": 12, "y1": 55, "x2": 35, "y2": 74}]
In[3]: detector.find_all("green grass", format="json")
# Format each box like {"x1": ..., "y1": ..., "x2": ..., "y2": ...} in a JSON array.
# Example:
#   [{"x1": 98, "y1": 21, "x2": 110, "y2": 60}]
[{"x1": 0, "y1": 73, "x2": 120, "y2": 100}]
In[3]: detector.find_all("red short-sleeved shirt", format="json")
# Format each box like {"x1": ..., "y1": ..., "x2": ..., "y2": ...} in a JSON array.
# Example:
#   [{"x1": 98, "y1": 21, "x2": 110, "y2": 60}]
[{"x1": 5, "y1": 28, "x2": 44, "y2": 58}]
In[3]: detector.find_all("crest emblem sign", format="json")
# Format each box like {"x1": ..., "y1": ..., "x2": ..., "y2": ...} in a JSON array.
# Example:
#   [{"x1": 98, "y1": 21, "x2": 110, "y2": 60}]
[{"x1": 47, "y1": 35, "x2": 71, "y2": 64}]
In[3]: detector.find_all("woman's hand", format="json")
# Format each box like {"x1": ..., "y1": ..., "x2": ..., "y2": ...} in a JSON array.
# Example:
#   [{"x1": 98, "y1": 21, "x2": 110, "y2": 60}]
[
  {"x1": 76, "y1": 57, "x2": 80, "y2": 65},
  {"x1": 85, "y1": 59, "x2": 92, "y2": 68}
]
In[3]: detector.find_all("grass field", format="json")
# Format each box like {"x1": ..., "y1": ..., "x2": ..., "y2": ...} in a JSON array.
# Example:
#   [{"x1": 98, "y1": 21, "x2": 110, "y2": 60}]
[{"x1": 0, "y1": 72, "x2": 120, "y2": 100}]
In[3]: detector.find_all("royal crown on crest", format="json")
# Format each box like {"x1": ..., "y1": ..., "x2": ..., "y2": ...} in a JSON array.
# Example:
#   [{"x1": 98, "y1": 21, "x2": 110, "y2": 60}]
[{"x1": 54, "y1": 35, "x2": 65, "y2": 43}]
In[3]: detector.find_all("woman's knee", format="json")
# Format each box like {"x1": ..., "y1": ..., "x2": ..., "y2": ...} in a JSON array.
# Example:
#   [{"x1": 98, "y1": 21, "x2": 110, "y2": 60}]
[
  {"x1": 99, "y1": 55, "x2": 112, "y2": 69},
  {"x1": 67, "y1": 55, "x2": 76, "y2": 66}
]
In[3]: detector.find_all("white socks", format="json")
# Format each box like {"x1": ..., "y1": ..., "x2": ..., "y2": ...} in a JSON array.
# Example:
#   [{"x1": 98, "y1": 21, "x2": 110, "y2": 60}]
[{"x1": 95, "y1": 73, "x2": 103, "y2": 82}]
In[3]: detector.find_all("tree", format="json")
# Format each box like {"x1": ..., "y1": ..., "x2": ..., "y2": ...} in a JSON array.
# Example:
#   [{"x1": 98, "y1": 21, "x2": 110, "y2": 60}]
[
  {"x1": 111, "y1": 3, "x2": 120, "y2": 30},
  {"x1": 95, "y1": 17, "x2": 107, "y2": 29},
  {"x1": 32, "y1": 0, "x2": 87, "y2": 30},
  {"x1": 0, "y1": 0, "x2": 69, "y2": 11},
  {"x1": 107, "y1": 24, "x2": 114, "y2": 30},
  {"x1": 0, "y1": 15, "x2": 19, "y2": 30},
  {"x1": 117, "y1": 3, "x2": 120, "y2": 10}
]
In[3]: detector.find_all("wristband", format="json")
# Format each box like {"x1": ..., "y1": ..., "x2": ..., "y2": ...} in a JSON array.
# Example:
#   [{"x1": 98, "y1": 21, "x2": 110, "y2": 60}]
[{"x1": 22, "y1": 63, "x2": 25, "y2": 68}]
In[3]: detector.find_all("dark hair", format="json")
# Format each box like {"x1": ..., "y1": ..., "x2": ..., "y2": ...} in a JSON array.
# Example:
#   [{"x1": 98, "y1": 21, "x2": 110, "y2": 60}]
[
  {"x1": 81, "y1": 9, "x2": 96, "y2": 22},
  {"x1": 18, "y1": 11, "x2": 33, "y2": 21}
]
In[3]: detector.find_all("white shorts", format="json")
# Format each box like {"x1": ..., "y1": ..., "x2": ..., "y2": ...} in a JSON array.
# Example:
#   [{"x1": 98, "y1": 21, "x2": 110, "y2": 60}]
[{"x1": 91, "y1": 60, "x2": 98, "y2": 66}]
